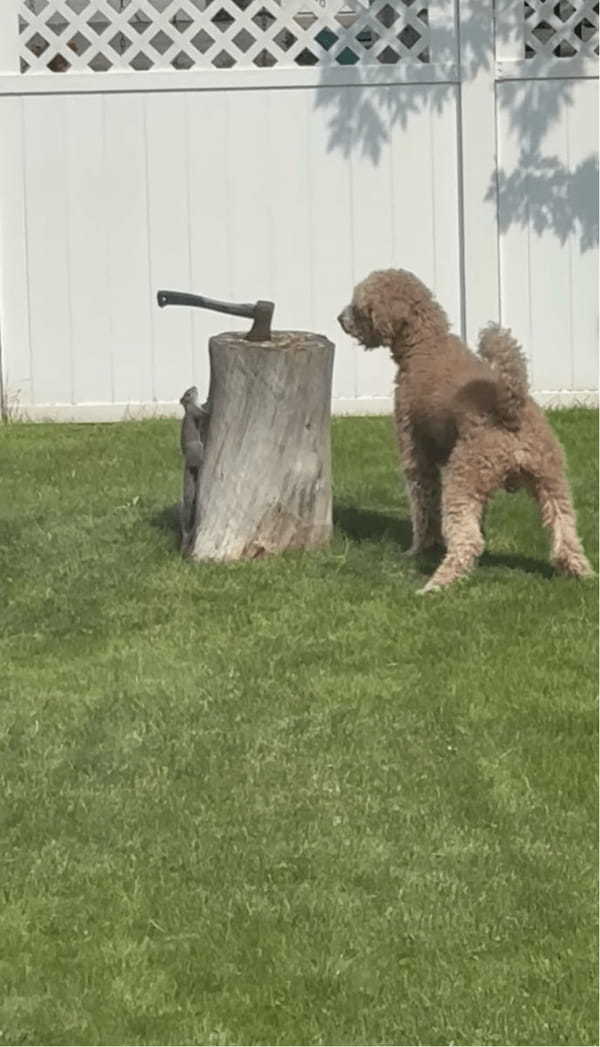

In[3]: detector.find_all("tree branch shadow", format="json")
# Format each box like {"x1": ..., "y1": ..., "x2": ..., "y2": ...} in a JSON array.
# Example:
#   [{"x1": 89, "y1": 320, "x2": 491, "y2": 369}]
[
  {"x1": 491, "y1": 150, "x2": 599, "y2": 253},
  {"x1": 313, "y1": 1, "x2": 598, "y2": 251},
  {"x1": 313, "y1": 0, "x2": 491, "y2": 165}
]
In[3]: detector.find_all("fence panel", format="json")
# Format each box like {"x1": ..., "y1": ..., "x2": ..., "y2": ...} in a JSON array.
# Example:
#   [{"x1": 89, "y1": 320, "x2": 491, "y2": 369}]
[
  {"x1": 495, "y1": 0, "x2": 598, "y2": 400},
  {"x1": 0, "y1": 0, "x2": 597, "y2": 418}
]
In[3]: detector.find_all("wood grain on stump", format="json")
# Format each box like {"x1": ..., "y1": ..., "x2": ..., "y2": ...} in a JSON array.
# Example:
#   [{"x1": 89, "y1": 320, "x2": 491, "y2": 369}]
[{"x1": 186, "y1": 330, "x2": 334, "y2": 563}]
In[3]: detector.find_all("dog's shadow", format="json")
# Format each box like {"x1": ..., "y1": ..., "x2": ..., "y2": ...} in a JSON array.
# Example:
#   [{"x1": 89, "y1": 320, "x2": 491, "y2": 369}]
[
  {"x1": 333, "y1": 502, "x2": 413, "y2": 548},
  {"x1": 480, "y1": 550, "x2": 555, "y2": 579},
  {"x1": 333, "y1": 500, "x2": 555, "y2": 579}
]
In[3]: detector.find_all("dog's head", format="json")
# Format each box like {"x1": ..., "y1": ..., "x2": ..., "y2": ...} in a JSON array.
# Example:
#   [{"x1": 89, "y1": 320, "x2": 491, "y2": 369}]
[{"x1": 338, "y1": 269, "x2": 440, "y2": 350}]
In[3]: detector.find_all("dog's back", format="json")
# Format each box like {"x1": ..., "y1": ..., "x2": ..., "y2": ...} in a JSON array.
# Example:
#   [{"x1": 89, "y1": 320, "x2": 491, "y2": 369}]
[{"x1": 399, "y1": 333, "x2": 527, "y2": 463}]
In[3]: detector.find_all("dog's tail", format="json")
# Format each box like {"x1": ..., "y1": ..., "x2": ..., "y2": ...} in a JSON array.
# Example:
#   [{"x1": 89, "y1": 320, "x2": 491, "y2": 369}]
[{"x1": 478, "y1": 323, "x2": 529, "y2": 430}]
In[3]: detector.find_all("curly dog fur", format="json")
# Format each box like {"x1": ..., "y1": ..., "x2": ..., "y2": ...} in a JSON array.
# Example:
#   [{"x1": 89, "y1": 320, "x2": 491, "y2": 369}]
[{"x1": 338, "y1": 268, "x2": 592, "y2": 592}]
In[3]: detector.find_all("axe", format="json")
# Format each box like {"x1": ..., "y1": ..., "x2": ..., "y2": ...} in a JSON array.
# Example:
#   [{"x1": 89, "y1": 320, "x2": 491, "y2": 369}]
[{"x1": 157, "y1": 289, "x2": 274, "y2": 342}]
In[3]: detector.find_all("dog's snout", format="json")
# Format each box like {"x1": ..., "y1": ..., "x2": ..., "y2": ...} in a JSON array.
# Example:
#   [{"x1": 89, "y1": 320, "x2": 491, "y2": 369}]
[{"x1": 338, "y1": 306, "x2": 352, "y2": 333}]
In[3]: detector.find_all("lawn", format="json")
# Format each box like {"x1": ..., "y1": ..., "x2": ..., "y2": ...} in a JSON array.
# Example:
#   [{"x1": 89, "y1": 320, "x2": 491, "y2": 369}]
[{"x1": 0, "y1": 409, "x2": 597, "y2": 1047}]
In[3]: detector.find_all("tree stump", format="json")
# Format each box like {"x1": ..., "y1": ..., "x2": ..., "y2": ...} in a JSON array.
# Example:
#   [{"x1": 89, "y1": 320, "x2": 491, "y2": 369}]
[{"x1": 184, "y1": 330, "x2": 335, "y2": 563}]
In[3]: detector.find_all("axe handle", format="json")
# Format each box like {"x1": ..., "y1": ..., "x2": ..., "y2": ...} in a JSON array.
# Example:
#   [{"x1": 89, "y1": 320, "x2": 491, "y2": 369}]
[{"x1": 157, "y1": 290, "x2": 255, "y2": 320}]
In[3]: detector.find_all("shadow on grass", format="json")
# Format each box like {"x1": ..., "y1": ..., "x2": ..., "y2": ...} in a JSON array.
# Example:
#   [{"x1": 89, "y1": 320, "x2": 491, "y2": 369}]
[
  {"x1": 480, "y1": 551, "x2": 555, "y2": 579},
  {"x1": 153, "y1": 499, "x2": 556, "y2": 579},
  {"x1": 334, "y1": 500, "x2": 555, "y2": 579},
  {"x1": 333, "y1": 502, "x2": 412, "y2": 548},
  {"x1": 150, "y1": 504, "x2": 181, "y2": 550}
]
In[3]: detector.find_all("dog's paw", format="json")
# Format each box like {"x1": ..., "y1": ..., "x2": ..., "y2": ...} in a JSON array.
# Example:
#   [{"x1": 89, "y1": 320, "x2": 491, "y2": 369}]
[
  {"x1": 553, "y1": 555, "x2": 595, "y2": 579},
  {"x1": 416, "y1": 581, "x2": 441, "y2": 595},
  {"x1": 402, "y1": 541, "x2": 444, "y2": 560},
  {"x1": 403, "y1": 545, "x2": 436, "y2": 559}
]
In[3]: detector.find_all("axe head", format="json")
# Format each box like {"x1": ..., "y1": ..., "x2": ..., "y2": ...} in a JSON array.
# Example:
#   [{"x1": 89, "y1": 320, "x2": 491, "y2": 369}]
[{"x1": 246, "y1": 301, "x2": 275, "y2": 342}]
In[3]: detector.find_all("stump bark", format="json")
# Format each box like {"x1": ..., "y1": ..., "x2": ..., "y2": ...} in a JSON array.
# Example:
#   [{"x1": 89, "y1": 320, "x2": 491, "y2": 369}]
[{"x1": 184, "y1": 330, "x2": 335, "y2": 562}]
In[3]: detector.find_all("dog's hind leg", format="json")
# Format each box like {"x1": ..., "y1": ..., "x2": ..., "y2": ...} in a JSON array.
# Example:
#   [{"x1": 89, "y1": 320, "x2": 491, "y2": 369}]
[
  {"x1": 528, "y1": 473, "x2": 593, "y2": 578},
  {"x1": 418, "y1": 480, "x2": 486, "y2": 592}
]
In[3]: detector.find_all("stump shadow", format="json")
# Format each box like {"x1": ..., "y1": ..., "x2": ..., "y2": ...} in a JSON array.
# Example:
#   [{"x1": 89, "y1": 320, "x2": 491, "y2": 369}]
[{"x1": 150, "y1": 503, "x2": 181, "y2": 550}]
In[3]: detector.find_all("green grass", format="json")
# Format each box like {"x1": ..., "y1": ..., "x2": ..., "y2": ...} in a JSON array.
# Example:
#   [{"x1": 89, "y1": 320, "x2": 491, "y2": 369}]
[{"x1": 0, "y1": 409, "x2": 597, "y2": 1047}]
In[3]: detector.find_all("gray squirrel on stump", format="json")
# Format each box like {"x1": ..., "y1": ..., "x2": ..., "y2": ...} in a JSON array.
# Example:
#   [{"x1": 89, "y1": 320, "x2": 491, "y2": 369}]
[
  {"x1": 159, "y1": 290, "x2": 335, "y2": 563},
  {"x1": 178, "y1": 385, "x2": 210, "y2": 551}
]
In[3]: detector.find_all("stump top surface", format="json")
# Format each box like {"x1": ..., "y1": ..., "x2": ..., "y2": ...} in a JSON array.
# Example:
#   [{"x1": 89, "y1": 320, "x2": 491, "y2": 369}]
[{"x1": 211, "y1": 331, "x2": 334, "y2": 351}]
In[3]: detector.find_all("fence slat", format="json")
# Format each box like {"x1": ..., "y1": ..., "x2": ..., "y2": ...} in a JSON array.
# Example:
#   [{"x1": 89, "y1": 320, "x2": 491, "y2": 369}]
[
  {"x1": 65, "y1": 94, "x2": 112, "y2": 405},
  {"x1": 104, "y1": 94, "x2": 153, "y2": 405},
  {"x1": 308, "y1": 86, "x2": 357, "y2": 402},
  {"x1": 0, "y1": 98, "x2": 31, "y2": 412},
  {"x1": 265, "y1": 89, "x2": 313, "y2": 333},
  {"x1": 457, "y1": 0, "x2": 501, "y2": 345},
  {"x1": 146, "y1": 93, "x2": 193, "y2": 403},
  {"x1": 565, "y1": 81, "x2": 598, "y2": 390},
  {"x1": 0, "y1": 1, "x2": 20, "y2": 74},
  {"x1": 23, "y1": 96, "x2": 72, "y2": 405},
  {"x1": 187, "y1": 91, "x2": 232, "y2": 396}
]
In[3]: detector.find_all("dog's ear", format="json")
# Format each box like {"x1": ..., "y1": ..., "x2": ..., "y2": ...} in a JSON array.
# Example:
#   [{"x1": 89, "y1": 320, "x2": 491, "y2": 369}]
[{"x1": 367, "y1": 297, "x2": 408, "y2": 347}]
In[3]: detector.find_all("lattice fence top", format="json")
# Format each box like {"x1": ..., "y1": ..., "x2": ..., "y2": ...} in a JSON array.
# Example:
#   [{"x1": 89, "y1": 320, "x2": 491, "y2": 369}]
[
  {"x1": 18, "y1": 0, "x2": 432, "y2": 73},
  {"x1": 524, "y1": 0, "x2": 599, "y2": 59}
]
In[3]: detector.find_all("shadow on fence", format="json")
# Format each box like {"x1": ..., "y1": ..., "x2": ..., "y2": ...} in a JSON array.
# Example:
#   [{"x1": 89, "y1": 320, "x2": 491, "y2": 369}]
[{"x1": 313, "y1": 0, "x2": 599, "y2": 252}]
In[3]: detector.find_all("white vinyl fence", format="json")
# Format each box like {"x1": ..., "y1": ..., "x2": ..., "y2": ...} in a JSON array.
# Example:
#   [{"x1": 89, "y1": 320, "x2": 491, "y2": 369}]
[{"x1": 0, "y1": 0, "x2": 597, "y2": 420}]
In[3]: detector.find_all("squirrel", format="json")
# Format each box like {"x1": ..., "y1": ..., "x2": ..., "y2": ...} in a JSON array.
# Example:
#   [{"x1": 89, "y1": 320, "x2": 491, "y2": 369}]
[{"x1": 179, "y1": 386, "x2": 210, "y2": 547}]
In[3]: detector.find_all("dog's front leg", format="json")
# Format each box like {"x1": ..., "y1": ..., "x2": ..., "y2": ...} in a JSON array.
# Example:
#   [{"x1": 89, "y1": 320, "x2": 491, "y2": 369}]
[
  {"x1": 395, "y1": 403, "x2": 442, "y2": 555},
  {"x1": 403, "y1": 464, "x2": 442, "y2": 555}
]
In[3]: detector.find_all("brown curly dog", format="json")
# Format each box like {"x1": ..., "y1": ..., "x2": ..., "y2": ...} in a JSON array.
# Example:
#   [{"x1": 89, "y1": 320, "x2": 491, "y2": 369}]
[{"x1": 338, "y1": 268, "x2": 593, "y2": 592}]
